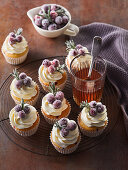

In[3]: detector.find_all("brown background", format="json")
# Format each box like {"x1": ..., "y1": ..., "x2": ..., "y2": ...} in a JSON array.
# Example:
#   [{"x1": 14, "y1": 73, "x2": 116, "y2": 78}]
[{"x1": 0, "y1": 0, "x2": 128, "y2": 170}]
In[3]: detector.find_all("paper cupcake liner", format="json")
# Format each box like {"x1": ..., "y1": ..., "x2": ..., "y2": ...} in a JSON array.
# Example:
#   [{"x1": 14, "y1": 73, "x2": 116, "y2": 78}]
[
  {"x1": 2, "y1": 49, "x2": 28, "y2": 65},
  {"x1": 65, "y1": 57, "x2": 70, "y2": 73},
  {"x1": 10, "y1": 114, "x2": 40, "y2": 136},
  {"x1": 50, "y1": 132, "x2": 81, "y2": 154},
  {"x1": 38, "y1": 76, "x2": 67, "y2": 93},
  {"x1": 41, "y1": 100, "x2": 71, "y2": 125},
  {"x1": 10, "y1": 83, "x2": 40, "y2": 106},
  {"x1": 77, "y1": 114, "x2": 108, "y2": 137}
]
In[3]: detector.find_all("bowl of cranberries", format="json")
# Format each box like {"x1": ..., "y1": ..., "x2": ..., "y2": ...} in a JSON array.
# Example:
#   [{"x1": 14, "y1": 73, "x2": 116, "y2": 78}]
[{"x1": 27, "y1": 4, "x2": 79, "y2": 38}]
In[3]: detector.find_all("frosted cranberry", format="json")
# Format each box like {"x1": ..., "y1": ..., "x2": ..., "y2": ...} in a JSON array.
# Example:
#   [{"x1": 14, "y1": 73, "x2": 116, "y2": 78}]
[
  {"x1": 41, "y1": 4, "x2": 49, "y2": 13},
  {"x1": 48, "y1": 65, "x2": 55, "y2": 74},
  {"x1": 10, "y1": 32, "x2": 16, "y2": 38},
  {"x1": 48, "y1": 24, "x2": 57, "y2": 31},
  {"x1": 18, "y1": 110, "x2": 26, "y2": 119},
  {"x1": 16, "y1": 35, "x2": 22, "y2": 42},
  {"x1": 67, "y1": 121, "x2": 77, "y2": 131},
  {"x1": 42, "y1": 19, "x2": 49, "y2": 27},
  {"x1": 15, "y1": 80, "x2": 23, "y2": 89},
  {"x1": 62, "y1": 15, "x2": 69, "y2": 24},
  {"x1": 38, "y1": 10, "x2": 44, "y2": 15},
  {"x1": 15, "y1": 105, "x2": 22, "y2": 112},
  {"x1": 78, "y1": 48, "x2": 85, "y2": 56},
  {"x1": 61, "y1": 128, "x2": 69, "y2": 137},
  {"x1": 53, "y1": 100, "x2": 62, "y2": 109},
  {"x1": 52, "y1": 59, "x2": 60, "y2": 67},
  {"x1": 42, "y1": 25, "x2": 48, "y2": 30},
  {"x1": 55, "y1": 16, "x2": 62, "y2": 25},
  {"x1": 35, "y1": 18, "x2": 42, "y2": 27},
  {"x1": 34, "y1": 15, "x2": 42, "y2": 21},
  {"x1": 51, "y1": 5, "x2": 59, "y2": 11},
  {"x1": 24, "y1": 106, "x2": 30, "y2": 114},
  {"x1": 89, "y1": 108, "x2": 97, "y2": 117},
  {"x1": 55, "y1": 91, "x2": 64, "y2": 101},
  {"x1": 76, "y1": 44, "x2": 83, "y2": 49},
  {"x1": 50, "y1": 11, "x2": 58, "y2": 19},
  {"x1": 24, "y1": 77, "x2": 31, "y2": 87},
  {"x1": 42, "y1": 59, "x2": 51, "y2": 67},
  {"x1": 89, "y1": 101, "x2": 97, "y2": 108},
  {"x1": 19, "y1": 72, "x2": 27, "y2": 79},
  {"x1": 59, "y1": 118, "x2": 68, "y2": 127},
  {"x1": 9, "y1": 37, "x2": 16, "y2": 45},
  {"x1": 47, "y1": 93, "x2": 55, "y2": 104},
  {"x1": 70, "y1": 49, "x2": 78, "y2": 56},
  {"x1": 97, "y1": 104, "x2": 104, "y2": 113}
]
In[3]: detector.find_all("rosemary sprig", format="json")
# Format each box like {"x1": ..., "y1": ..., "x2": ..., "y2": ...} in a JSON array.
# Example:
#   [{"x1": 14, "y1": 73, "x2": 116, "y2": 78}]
[
  {"x1": 10, "y1": 68, "x2": 20, "y2": 80},
  {"x1": 49, "y1": 82, "x2": 59, "y2": 95},
  {"x1": 56, "y1": 8, "x2": 65, "y2": 15},
  {"x1": 14, "y1": 28, "x2": 23, "y2": 36},
  {"x1": 21, "y1": 98, "x2": 25, "y2": 110},
  {"x1": 65, "y1": 40, "x2": 76, "y2": 52},
  {"x1": 38, "y1": 6, "x2": 52, "y2": 22},
  {"x1": 80, "y1": 101, "x2": 90, "y2": 109},
  {"x1": 56, "y1": 64, "x2": 65, "y2": 73}
]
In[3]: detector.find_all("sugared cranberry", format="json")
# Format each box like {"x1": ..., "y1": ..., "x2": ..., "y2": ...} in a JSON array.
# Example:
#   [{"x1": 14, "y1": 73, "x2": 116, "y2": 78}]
[
  {"x1": 62, "y1": 15, "x2": 69, "y2": 24},
  {"x1": 76, "y1": 44, "x2": 83, "y2": 49},
  {"x1": 24, "y1": 106, "x2": 30, "y2": 114},
  {"x1": 53, "y1": 100, "x2": 62, "y2": 109},
  {"x1": 16, "y1": 35, "x2": 22, "y2": 42},
  {"x1": 48, "y1": 65, "x2": 55, "y2": 74},
  {"x1": 41, "y1": 4, "x2": 49, "y2": 13},
  {"x1": 10, "y1": 32, "x2": 16, "y2": 38},
  {"x1": 15, "y1": 80, "x2": 23, "y2": 89},
  {"x1": 59, "y1": 118, "x2": 68, "y2": 127},
  {"x1": 97, "y1": 104, "x2": 104, "y2": 113},
  {"x1": 35, "y1": 18, "x2": 42, "y2": 27},
  {"x1": 55, "y1": 91, "x2": 64, "y2": 101},
  {"x1": 89, "y1": 101, "x2": 97, "y2": 108},
  {"x1": 60, "y1": 128, "x2": 69, "y2": 137},
  {"x1": 67, "y1": 121, "x2": 77, "y2": 131},
  {"x1": 78, "y1": 48, "x2": 85, "y2": 56},
  {"x1": 52, "y1": 59, "x2": 60, "y2": 67},
  {"x1": 42, "y1": 59, "x2": 51, "y2": 67},
  {"x1": 51, "y1": 5, "x2": 59, "y2": 11},
  {"x1": 19, "y1": 72, "x2": 27, "y2": 79},
  {"x1": 50, "y1": 11, "x2": 58, "y2": 19},
  {"x1": 48, "y1": 24, "x2": 57, "y2": 31},
  {"x1": 42, "y1": 19, "x2": 49, "y2": 27},
  {"x1": 18, "y1": 110, "x2": 26, "y2": 119},
  {"x1": 24, "y1": 77, "x2": 31, "y2": 87},
  {"x1": 89, "y1": 108, "x2": 97, "y2": 117},
  {"x1": 47, "y1": 93, "x2": 55, "y2": 104},
  {"x1": 55, "y1": 16, "x2": 62, "y2": 25},
  {"x1": 15, "y1": 105, "x2": 22, "y2": 112},
  {"x1": 70, "y1": 49, "x2": 78, "y2": 56}
]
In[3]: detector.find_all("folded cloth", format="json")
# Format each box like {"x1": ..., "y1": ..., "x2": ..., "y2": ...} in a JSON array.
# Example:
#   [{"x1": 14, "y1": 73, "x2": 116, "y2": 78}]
[{"x1": 71, "y1": 22, "x2": 128, "y2": 135}]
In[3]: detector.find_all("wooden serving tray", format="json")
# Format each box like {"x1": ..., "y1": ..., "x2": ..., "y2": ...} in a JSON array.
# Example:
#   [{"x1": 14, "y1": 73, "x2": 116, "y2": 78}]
[{"x1": 0, "y1": 57, "x2": 120, "y2": 156}]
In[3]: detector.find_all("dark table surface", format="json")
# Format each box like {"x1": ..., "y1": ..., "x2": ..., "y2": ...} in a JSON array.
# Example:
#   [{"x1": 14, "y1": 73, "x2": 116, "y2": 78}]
[{"x1": 0, "y1": 1, "x2": 128, "y2": 170}]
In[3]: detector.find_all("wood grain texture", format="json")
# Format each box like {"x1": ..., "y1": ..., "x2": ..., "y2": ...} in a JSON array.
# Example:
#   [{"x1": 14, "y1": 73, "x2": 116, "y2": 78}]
[{"x1": 0, "y1": 0, "x2": 128, "y2": 170}]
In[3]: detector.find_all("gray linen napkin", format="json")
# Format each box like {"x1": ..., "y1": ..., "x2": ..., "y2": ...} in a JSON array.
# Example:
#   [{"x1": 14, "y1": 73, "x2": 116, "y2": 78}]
[{"x1": 71, "y1": 22, "x2": 128, "y2": 135}]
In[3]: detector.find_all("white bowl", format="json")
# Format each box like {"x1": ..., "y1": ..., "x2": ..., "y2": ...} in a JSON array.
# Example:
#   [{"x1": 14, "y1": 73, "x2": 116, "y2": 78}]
[{"x1": 27, "y1": 4, "x2": 79, "y2": 38}]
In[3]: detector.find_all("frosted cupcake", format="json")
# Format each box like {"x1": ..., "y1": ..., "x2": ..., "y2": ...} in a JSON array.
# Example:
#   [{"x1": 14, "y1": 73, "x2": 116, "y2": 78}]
[
  {"x1": 38, "y1": 59, "x2": 67, "y2": 92},
  {"x1": 50, "y1": 118, "x2": 81, "y2": 154},
  {"x1": 65, "y1": 40, "x2": 92, "y2": 72},
  {"x1": 10, "y1": 69, "x2": 39, "y2": 105},
  {"x1": 1, "y1": 28, "x2": 29, "y2": 65},
  {"x1": 41, "y1": 83, "x2": 71, "y2": 124},
  {"x1": 9, "y1": 99, "x2": 40, "y2": 136},
  {"x1": 78, "y1": 101, "x2": 108, "y2": 137}
]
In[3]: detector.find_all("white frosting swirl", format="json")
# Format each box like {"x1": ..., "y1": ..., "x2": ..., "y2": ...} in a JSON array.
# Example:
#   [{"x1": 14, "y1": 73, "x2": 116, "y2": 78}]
[
  {"x1": 52, "y1": 119, "x2": 79, "y2": 148},
  {"x1": 39, "y1": 65, "x2": 63, "y2": 83},
  {"x1": 42, "y1": 93, "x2": 68, "y2": 116},
  {"x1": 10, "y1": 78, "x2": 38, "y2": 100},
  {"x1": 2, "y1": 35, "x2": 28, "y2": 54},
  {"x1": 67, "y1": 47, "x2": 92, "y2": 69},
  {"x1": 81, "y1": 102, "x2": 108, "y2": 127},
  {"x1": 9, "y1": 104, "x2": 37, "y2": 129}
]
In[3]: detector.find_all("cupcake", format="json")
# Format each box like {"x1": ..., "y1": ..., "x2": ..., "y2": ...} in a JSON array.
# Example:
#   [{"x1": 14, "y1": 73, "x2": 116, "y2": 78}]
[
  {"x1": 38, "y1": 59, "x2": 67, "y2": 92},
  {"x1": 1, "y1": 28, "x2": 29, "y2": 65},
  {"x1": 41, "y1": 83, "x2": 71, "y2": 124},
  {"x1": 9, "y1": 99, "x2": 40, "y2": 136},
  {"x1": 65, "y1": 40, "x2": 92, "y2": 72},
  {"x1": 50, "y1": 118, "x2": 81, "y2": 154},
  {"x1": 10, "y1": 68, "x2": 39, "y2": 105},
  {"x1": 78, "y1": 101, "x2": 108, "y2": 137}
]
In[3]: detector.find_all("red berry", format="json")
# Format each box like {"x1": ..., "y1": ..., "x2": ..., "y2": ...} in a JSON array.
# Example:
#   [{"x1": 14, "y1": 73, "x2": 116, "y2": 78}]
[
  {"x1": 60, "y1": 128, "x2": 69, "y2": 137},
  {"x1": 48, "y1": 24, "x2": 57, "y2": 31},
  {"x1": 97, "y1": 104, "x2": 104, "y2": 113},
  {"x1": 70, "y1": 49, "x2": 78, "y2": 56},
  {"x1": 89, "y1": 108, "x2": 97, "y2": 117},
  {"x1": 50, "y1": 11, "x2": 58, "y2": 19},
  {"x1": 15, "y1": 80, "x2": 23, "y2": 89},
  {"x1": 78, "y1": 48, "x2": 85, "y2": 56},
  {"x1": 19, "y1": 72, "x2": 27, "y2": 79},
  {"x1": 48, "y1": 65, "x2": 55, "y2": 74},
  {"x1": 24, "y1": 106, "x2": 30, "y2": 114},
  {"x1": 53, "y1": 100, "x2": 62, "y2": 109},
  {"x1": 55, "y1": 16, "x2": 63, "y2": 25},
  {"x1": 76, "y1": 44, "x2": 83, "y2": 49},
  {"x1": 62, "y1": 16, "x2": 69, "y2": 24},
  {"x1": 52, "y1": 59, "x2": 60, "y2": 67},
  {"x1": 16, "y1": 35, "x2": 22, "y2": 42},
  {"x1": 18, "y1": 110, "x2": 26, "y2": 119},
  {"x1": 23, "y1": 77, "x2": 31, "y2": 87},
  {"x1": 67, "y1": 121, "x2": 77, "y2": 131},
  {"x1": 15, "y1": 105, "x2": 22, "y2": 112},
  {"x1": 9, "y1": 32, "x2": 16, "y2": 38},
  {"x1": 89, "y1": 101, "x2": 97, "y2": 108},
  {"x1": 59, "y1": 118, "x2": 68, "y2": 127}
]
